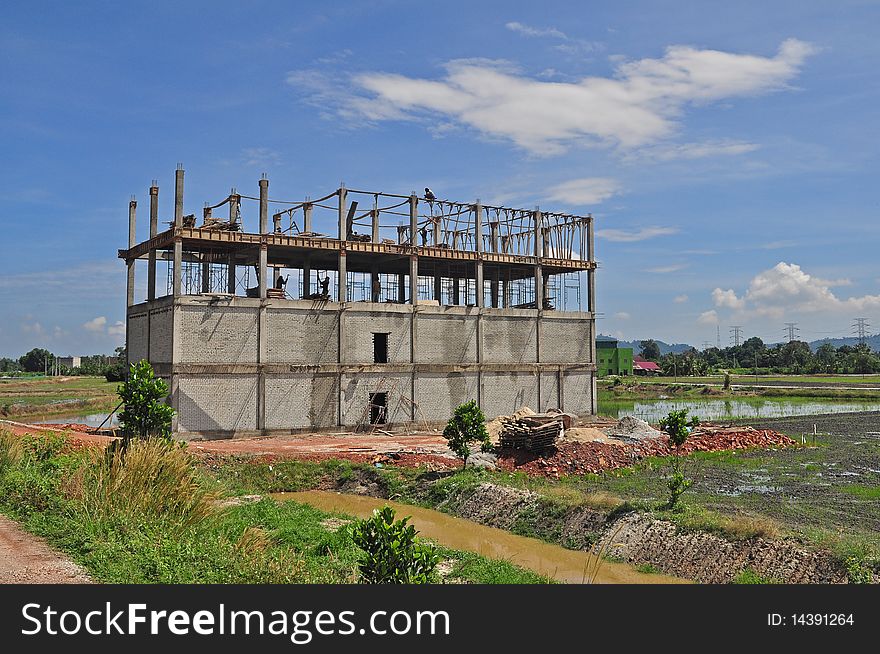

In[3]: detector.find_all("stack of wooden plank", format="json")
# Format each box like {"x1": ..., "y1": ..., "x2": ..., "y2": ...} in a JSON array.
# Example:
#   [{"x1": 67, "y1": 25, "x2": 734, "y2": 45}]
[{"x1": 499, "y1": 414, "x2": 563, "y2": 452}]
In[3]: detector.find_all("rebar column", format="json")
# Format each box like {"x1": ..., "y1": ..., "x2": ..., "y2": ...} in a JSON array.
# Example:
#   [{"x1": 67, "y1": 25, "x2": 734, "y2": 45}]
[
  {"x1": 126, "y1": 198, "x2": 136, "y2": 307},
  {"x1": 147, "y1": 182, "x2": 158, "y2": 300},
  {"x1": 409, "y1": 193, "x2": 419, "y2": 304},
  {"x1": 534, "y1": 207, "x2": 543, "y2": 310},
  {"x1": 172, "y1": 166, "x2": 184, "y2": 297},
  {"x1": 474, "y1": 200, "x2": 484, "y2": 308},
  {"x1": 587, "y1": 216, "x2": 595, "y2": 314}
]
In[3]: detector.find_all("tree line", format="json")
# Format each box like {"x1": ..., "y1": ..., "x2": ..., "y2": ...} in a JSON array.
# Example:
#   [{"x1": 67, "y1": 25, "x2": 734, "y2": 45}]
[
  {"x1": 638, "y1": 337, "x2": 880, "y2": 376},
  {"x1": 1, "y1": 347, "x2": 127, "y2": 380}
]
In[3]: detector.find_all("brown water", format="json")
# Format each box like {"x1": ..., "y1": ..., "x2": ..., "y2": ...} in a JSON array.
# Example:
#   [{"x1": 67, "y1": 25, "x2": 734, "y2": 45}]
[{"x1": 273, "y1": 491, "x2": 688, "y2": 584}]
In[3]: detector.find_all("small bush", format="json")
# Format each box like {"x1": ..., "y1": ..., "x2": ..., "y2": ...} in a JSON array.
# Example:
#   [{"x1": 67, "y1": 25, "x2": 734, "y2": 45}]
[
  {"x1": 350, "y1": 506, "x2": 439, "y2": 584},
  {"x1": 117, "y1": 360, "x2": 174, "y2": 444}
]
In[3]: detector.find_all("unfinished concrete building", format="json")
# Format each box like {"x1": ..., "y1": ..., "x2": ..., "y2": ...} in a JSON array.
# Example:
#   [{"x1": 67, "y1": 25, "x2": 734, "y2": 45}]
[{"x1": 120, "y1": 167, "x2": 597, "y2": 438}]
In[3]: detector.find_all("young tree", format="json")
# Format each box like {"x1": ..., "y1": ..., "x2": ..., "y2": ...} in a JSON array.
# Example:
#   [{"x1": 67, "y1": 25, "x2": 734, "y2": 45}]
[
  {"x1": 442, "y1": 400, "x2": 490, "y2": 468},
  {"x1": 659, "y1": 409, "x2": 700, "y2": 510},
  {"x1": 350, "y1": 506, "x2": 439, "y2": 584},
  {"x1": 117, "y1": 360, "x2": 174, "y2": 445}
]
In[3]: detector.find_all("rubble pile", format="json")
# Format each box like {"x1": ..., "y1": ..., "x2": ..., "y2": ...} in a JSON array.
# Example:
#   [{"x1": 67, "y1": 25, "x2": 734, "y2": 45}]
[{"x1": 498, "y1": 425, "x2": 795, "y2": 478}]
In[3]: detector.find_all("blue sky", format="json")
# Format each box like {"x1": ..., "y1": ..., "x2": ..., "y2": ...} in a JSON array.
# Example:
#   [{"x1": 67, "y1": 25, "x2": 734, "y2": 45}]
[{"x1": 1, "y1": 0, "x2": 878, "y2": 357}]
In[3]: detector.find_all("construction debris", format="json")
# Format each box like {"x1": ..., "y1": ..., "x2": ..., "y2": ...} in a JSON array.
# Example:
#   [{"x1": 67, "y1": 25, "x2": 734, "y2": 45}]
[{"x1": 499, "y1": 412, "x2": 564, "y2": 452}]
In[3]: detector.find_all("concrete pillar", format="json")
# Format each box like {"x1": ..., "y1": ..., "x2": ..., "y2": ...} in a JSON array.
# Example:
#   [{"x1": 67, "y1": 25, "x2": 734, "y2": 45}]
[
  {"x1": 587, "y1": 216, "x2": 595, "y2": 314},
  {"x1": 489, "y1": 222, "x2": 498, "y2": 253},
  {"x1": 201, "y1": 259, "x2": 210, "y2": 293},
  {"x1": 258, "y1": 244, "x2": 268, "y2": 300},
  {"x1": 410, "y1": 255, "x2": 419, "y2": 306},
  {"x1": 227, "y1": 255, "x2": 236, "y2": 295},
  {"x1": 338, "y1": 251, "x2": 347, "y2": 303},
  {"x1": 302, "y1": 254, "x2": 311, "y2": 297},
  {"x1": 147, "y1": 183, "x2": 158, "y2": 301},
  {"x1": 127, "y1": 198, "x2": 136, "y2": 307},
  {"x1": 371, "y1": 264, "x2": 380, "y2": 303},
  {"x1": 490, "y1": 268, "x2": 499, "y2": 308},
  {"x1": 434, "y1": 268, "x2": 442, "y2": 303},
  {"x1": 475, "y1": 261, "x2": 484, "y2": 308},
  {"x1": 229, "y1": 191, "x2": 239, "y2": 229},
  {"x1": 303, "y1": 203, "x2": 313, "y2": 233},
  {"x1": 338, "y1": 185, "x2": 347, "y2": 240},
  {"x1": 174, "y1": 166, "x2": 184, "y2": 227},
  {"x1": 172, "y1": 238, "x2": 182, "y2": 297},
  {"x1": 534, "y1": 208, "x2": 543, "y2": 310},
  {"x1": 371, "y1": 209, "x2": 379, "y2": 243},
  {"x1": 397, "y1": 272, "x2": 406, "y2": 304},
  {"x1": 474, "y1": 200, "x2": 483, "y2": 254},
  {"x1": 259, "y1": 176, "x2": 269, "y2": 234},
  {"x1": 453, "y1": 277, "x2": 460, "y2": 305},
  {"x1": 433, "y1": 216, "x2": 440, "y2": 246},
  {"x1": 503, "y1": 269, "x2": 511, "y2": 308},
  {"x1": 409, "y1": 193, "x2": 418, "y2": 247}
]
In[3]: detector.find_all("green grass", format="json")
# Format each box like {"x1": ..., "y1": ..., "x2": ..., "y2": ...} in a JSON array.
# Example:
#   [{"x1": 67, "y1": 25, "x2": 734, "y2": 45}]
[
  {"x1": 733, "y1": 568, "x2": 780, "y2": 584},
  {"x1": 0, "y1": 430, "x2": 544, "y2": 584},
  {"x1": 839, "y1": 484, "x2": 880, "y2": 500}
]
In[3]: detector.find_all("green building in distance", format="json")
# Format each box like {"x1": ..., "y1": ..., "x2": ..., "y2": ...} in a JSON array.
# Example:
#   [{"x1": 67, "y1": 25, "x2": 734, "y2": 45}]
[{"x1": 596, "y1": 337, "x2": 633, "y2": 377}]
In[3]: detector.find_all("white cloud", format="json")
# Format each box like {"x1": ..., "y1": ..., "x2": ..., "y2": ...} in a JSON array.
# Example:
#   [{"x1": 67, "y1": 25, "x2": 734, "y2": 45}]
[
  {"x1": 614, "y1": 311, "x2": 631, "y2": 320},
  {"x1": 505, "y1": 21, "x2": 567, "y2": 39},
  {"x1": 698, "y1": 310, "x2": 720, "y2": 325},
  {"x1": 21, "y1": 321, "x2": 44, "y2": 335},
  {"x1": 322, "y1": 39, "x2": 816, "y2": 155},
  {"x1": 645, "y1": 263, "x2": 687, "y2": 274},
  {"x1": 711, "y1": 262, "x2": 880, "y2": 319},
  {"x1": 545, "y1": 177, "x2": 621, "y2": 205},
  {"x1": 107, "y1": 321, "x2": 126, "y2": 338},
  {"x1": 83, "y1": 316, "x2": 107, "y2": 332},
  {"x1": 712, "y1": 288, "x2": 746, "y2": 310},
  {"x1": 674, "y1": 294, "x2": 689, "y2": 303},
  {"x1": 241, "y1": 147, "x2": 281, "y2": 168},
  {"x1": 596, "y1": 226, "x2": 678, "y2": 242},
  {"x1": 630, "y1": 139, "x2": 760, "y2": 162}
]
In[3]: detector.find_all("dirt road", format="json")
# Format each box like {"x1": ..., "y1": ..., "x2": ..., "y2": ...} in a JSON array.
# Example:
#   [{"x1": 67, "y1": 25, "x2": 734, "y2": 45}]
[{"x1": 0, "y1": 515, "x2": 92, "y2": 583}]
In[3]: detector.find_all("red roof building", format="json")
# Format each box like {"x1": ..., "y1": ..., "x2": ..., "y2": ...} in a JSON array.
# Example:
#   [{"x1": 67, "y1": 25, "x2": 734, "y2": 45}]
[{"x1": 633, "y1": 356, "x2": 661, "y2": 375}]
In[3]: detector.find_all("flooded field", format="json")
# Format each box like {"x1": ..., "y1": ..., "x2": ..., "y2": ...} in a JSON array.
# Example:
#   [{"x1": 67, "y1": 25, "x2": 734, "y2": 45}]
[
  {"x1": 600, "y1": 397, "x2": 880, "y2": 422},
  {"x1": 274, "y1": 490, "x2": 687, "y2": 584},
  {"x1": 33, "y1": 412, "x2": 118, "y2": 427}
]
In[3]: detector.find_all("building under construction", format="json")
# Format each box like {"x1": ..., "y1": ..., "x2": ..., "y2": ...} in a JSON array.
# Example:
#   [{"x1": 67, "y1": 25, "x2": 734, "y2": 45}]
[{"x1": 120, "y1": 168, "x2": 597, "y2": 438}]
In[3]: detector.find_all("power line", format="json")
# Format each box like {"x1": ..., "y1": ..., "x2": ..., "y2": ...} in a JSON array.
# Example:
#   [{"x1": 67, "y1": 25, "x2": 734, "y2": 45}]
[
  {"x1": 783, "y1": 322, "x2": 799, "y2": 343},
  {"x1": 852, "y1": 317, "x2": 870, "y2": 345},
  {"x1": 716, "y1": 325, "x2": 721, "y2": 349},
  {"x1": 729, "y1": 325, "x2": 743, "y2": 347}
]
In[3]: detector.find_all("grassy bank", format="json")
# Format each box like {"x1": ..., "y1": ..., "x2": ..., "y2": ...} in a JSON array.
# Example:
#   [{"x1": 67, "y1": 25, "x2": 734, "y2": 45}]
[
  {"x1": 0, "y1": 376, "x2": 118, "y2": 419},
  {"x1": 598, "y1": 380, "x2": 880, "y2": 402},
  {"x1": 0, "y1": 430, "x2": 545, "y2": 584},
  {"x1": 211, "y1": 430, "x2": 880, "y2": 582}
]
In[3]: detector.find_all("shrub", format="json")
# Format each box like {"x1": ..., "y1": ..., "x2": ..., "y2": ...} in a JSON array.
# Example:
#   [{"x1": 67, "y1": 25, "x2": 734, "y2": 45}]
[
  {"x1": 117, "y1": 360, "x2": 174, "y2": 444},
  {"x1": 442, "y1": 400, "x2": 490, "y2": 468},
  {"x1": 350, "y1": 506, "x2": 439, "y2": 584}
]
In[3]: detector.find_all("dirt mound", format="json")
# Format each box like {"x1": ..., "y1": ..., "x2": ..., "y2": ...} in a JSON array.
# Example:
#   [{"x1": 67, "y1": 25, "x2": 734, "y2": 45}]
[{"x1": 605, "y1": 416, "x2": 663, "y2": 440}]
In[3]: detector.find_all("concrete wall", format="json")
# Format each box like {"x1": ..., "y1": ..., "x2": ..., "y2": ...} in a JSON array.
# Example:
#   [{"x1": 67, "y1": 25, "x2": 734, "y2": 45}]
[
  {"x1": 128, "y1": 296, "x2": 596, "y2": 436},
  {"x1": 266, "y1": 306, "x2": 338, "y2": 364},
  {"x1": 416, "y1": 307, "x2": 478, "y2": 364},
  {"x1": 265, "y1": 373, "x2": 338, "y2": 429},
  {"x1": 481, "y1": 312, "x2": 538, "y2": 363},
  {"x1": 344, "y1": 305, "x2": 411, "y2": 364},
  {"x1": 177, "y1": 373, "x2": 258, "y2": 434},
  {"x1": 177, "y1": 303, "x2": 259, "y2": 364}
]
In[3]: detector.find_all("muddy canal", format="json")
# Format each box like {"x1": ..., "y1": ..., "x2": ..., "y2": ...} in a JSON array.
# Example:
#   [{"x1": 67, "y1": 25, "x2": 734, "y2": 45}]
[{"x1": 273, "y1": 490, "x2": 687, "y2": 584}]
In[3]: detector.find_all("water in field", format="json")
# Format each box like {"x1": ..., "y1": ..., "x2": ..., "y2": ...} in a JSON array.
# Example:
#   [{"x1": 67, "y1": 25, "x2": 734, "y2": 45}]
[
  {"x1": 35, "y1": 412, "x2": 119, "y2": 427},
  {"x1": 273, "y1": 491, "x2": 687, "y2": 584},
  {"x1": 599, "y1": 398, "x2": 880, "y2": 422}
]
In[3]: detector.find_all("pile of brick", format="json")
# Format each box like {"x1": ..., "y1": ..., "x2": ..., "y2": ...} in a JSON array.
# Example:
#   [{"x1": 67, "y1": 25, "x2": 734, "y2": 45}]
[{"x1": 497, "y1": 426, "x2": 795, "y2": 478}]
